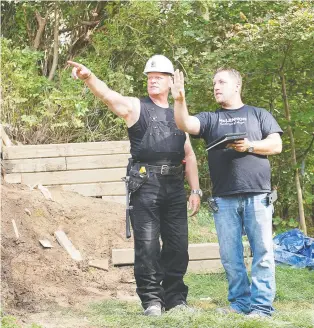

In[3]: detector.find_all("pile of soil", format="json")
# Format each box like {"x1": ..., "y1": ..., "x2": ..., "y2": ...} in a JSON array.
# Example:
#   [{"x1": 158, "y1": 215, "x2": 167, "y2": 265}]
[{"x1": 1, "y1": 180, "x2": 136, "y2": 316}]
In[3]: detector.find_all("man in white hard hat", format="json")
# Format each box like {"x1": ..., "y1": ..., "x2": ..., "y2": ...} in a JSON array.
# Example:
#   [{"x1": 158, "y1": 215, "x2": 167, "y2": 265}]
[{"x1": 68, "y1": 55, "x2": 201, "y2": 316}]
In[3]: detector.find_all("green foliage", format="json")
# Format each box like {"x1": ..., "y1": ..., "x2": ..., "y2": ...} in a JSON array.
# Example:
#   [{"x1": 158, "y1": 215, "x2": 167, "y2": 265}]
[
  {"x1": 273, "y1": 216, "x2": 299, "y2": 234},
  {"x1": 1, "y1": 315, "x2": 21, "y2": 328},
  {"x1": 1, "y1": 38, "x2": 128, "y2": 143}
]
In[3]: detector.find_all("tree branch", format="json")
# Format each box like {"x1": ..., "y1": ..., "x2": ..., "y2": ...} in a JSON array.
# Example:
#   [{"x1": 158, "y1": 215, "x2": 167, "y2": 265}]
[
  {"x1": 23, "y1": 7, "x2": 33, "y2": 42},
  {"x1": 48, "y1": 5, "x2": 59, "y2": 81},
  {"x1": 279, "y1": 41, "x2": 291, "y2": 72}
]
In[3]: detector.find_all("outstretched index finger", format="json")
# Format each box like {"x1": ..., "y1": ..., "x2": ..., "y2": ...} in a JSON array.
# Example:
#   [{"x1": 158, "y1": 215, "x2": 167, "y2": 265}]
[{"x1": 67, "y1": 60, "x2": 82, "y2": 69}]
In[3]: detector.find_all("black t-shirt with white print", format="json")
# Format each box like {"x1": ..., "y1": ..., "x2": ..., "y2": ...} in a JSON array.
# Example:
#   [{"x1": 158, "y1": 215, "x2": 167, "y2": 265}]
[{"x1": 192, "y1": 105, "x2": 283, "y2": 197}]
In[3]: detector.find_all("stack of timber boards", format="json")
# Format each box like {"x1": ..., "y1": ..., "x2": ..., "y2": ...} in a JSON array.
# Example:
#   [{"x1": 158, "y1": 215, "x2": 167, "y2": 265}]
[{"x1": 2, "y1": 141, "x2": 130, "y2": 202}]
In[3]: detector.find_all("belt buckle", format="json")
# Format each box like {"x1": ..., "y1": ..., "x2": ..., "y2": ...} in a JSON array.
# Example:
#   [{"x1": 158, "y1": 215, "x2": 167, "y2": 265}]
[{"x1": 161, "y1": 165, "x2": 169, "y2": 175}]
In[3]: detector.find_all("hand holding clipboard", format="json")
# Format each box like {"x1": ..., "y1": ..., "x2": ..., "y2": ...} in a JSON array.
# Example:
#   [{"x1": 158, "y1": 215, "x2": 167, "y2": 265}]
[{"x1": 206, "y1": 132, "x2": 247, "y2": 151}]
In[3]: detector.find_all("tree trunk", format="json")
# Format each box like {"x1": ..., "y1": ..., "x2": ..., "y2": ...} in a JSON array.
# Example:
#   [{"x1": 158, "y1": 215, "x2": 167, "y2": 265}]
[
  {"x1": 280, "y1": 72, "x2": 307, "y2": 235},
  {"x1": 33, "y1": 11, "x2": 48, "y2": 50},
  {"x1": 48, "y1": 5, "x2": 59, "y2": 81}
]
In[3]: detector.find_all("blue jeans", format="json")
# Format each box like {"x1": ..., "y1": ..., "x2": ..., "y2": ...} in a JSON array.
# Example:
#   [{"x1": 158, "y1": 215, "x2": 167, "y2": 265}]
[{"x1": 213, "y1": 193, "x2": 275, "y2": 315}]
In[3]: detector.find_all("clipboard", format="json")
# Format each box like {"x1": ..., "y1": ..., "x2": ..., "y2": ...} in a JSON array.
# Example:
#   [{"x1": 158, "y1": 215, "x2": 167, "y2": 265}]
[{"x1": 206, "y1": 132, "x2": 247, "y2": 151}]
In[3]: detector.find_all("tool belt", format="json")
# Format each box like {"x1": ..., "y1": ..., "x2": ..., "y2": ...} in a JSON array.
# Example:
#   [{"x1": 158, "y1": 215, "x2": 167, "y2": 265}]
[
  {"x1": 126, "y1": 159, "x2": 183, "y2": 194},
  {"x1": 148, "y1": 164, "x2": 183, "y2": 176}
]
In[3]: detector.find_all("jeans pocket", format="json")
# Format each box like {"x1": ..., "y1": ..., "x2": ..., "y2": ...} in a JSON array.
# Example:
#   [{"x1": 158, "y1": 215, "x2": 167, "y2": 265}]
[{"x1": 255, "y1": 193, "x2": 268, "y2": 207}]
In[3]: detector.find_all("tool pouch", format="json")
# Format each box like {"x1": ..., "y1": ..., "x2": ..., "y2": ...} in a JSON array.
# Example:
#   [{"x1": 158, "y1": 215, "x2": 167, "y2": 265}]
[
  {"x1": 266, "y1": 190, "x2": 278, "y2": 206},
  {"x1": 128, "y1": 163, "x2": 149, "y2": 193}
]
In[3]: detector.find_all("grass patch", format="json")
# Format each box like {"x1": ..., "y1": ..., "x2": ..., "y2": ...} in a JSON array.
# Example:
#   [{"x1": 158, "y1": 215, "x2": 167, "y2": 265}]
[
  {"x1": 274, "y1": 265, "x2": 314, "y2": 302},
  {"x1": 188, "y1": 207, "x2": 218, "y2": 243},
  {"x1": 1, "y1": 315, "x2": 42, "y2": 328},
  {"x1": 85, "y1": 266, "x2": 314, "y2": 328}
]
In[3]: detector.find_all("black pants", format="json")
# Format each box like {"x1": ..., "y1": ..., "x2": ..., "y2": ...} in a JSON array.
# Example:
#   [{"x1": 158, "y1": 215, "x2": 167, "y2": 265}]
[{"x1": 130, "y1": 172, "x2": 189, "y2": 310}]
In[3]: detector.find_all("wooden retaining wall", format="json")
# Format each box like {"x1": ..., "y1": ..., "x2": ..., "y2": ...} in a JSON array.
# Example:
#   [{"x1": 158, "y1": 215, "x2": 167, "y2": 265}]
[{"x1": 2, "y1": 140, "x2": 130, "y2": 202}]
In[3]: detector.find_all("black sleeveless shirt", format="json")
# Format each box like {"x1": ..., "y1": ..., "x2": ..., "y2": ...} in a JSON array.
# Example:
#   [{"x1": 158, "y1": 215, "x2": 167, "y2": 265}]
[{"x1": 127, "y1": 97, "x2": 186, "y2": 165}]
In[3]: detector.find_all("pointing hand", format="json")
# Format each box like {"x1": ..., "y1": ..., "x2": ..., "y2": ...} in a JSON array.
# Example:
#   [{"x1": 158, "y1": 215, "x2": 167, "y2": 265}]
[{"x1": 67, "y1": 61, "x2": 92, "y2": 81}]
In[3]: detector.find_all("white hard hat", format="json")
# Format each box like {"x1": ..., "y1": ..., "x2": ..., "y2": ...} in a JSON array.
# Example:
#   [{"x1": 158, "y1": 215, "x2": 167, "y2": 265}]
[{"x1": 143, "y1": 55, "x2": 174, "y2": 75}]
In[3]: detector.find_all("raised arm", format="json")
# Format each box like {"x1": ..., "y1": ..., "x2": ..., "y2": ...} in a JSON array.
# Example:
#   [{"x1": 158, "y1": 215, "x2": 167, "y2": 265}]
[
  {"x1": 171, "y1": 70, "x2": 201, "y2": 135},
  {"x1": 68, "y1": 61, "x2": 139, "y2": 127}
]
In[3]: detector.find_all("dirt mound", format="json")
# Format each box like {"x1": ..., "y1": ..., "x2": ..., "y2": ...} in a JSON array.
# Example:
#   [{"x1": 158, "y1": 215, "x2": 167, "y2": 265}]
[{"x1": 1, "y1": 180, "x2": 135, "y2": 314}]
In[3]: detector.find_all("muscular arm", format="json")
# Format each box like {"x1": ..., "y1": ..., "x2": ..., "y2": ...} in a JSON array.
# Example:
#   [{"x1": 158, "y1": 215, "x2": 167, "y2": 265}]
[
  {"x1": 184, "y1": 134, "x2": 201, "y2": 216},
  {"x1": 68, "y1": 61, "x2": 140, "y2": 127},
  {"x1": 171, "y1": 70, "x2": 201, "y2": 135},
  {"x1": 232, "y1": 133, "x2": 282, "y2": 155}
]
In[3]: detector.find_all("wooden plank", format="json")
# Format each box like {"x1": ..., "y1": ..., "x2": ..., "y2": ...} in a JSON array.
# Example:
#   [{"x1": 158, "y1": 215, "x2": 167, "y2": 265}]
[
  {"x1": 12, "y1": 220, "x2": 20, "y2": 239},
  {"x1": 102, "y1": 195, "x2": 126, "y2": 204},
  {"x1": 4, "y1": 173, "x2": 21, "y2": 184},
  {"x1": 112, "y1": 244, "x2": 222, "y2": 265},
  {"x1": 89, "y1": 259, "x2": 109, "y2": 271},
  {"x1": 188, "y1": 258, "x2": 252, "y2": 274},
  {"x1": 112, "y1": 248, "x2": 134, "y2": 265},
  {"x1": 55, "y1": 230, "x2": 82, "y2": 261},
  {"x1": 39, "y1": 239, "x2": 53, "y2": 248},
  {"x1": 112, "y1": 246, "x2": 252, "y2": 274},
  {"x1": 112, "y1": 243, "x2": 251, "y2": 266},
  {"x1": 189, "y1": 243, "x2": 220, "y2": 260},
  {"x1": 187, "y1": 259, "x2": 224, "y2": 274},
  {"x1": 1, "y1": 125, "x2": 12, "y2": 146},
  {"x1": 3, "y1": 157, "x2": 66, "y2": 173},
  {"x1": 20, "y1": 168, "x2": 125, "y2": 185},
  {"x1": 189, "y1": 242, "x2": 250, "y2": 261},
  {"x1": 66, "y1": 154, "x2": 129, "y2": 170},
  {"x1": 3, "y1": 141, "x2": 130, "y2": 159},
  {"x1": 60, "y1": 182, "x2": 125, "y2": 197}
]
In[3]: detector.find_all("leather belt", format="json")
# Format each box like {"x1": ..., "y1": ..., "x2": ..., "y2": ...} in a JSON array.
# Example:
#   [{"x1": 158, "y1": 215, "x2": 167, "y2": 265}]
[{"x1": 148, "y1": 164, "x2": 183, "y2": 176}]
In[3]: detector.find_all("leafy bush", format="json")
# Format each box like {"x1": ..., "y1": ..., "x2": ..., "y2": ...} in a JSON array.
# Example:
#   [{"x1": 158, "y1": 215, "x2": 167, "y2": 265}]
[{"x1": 1, "y1": 38, "x2": 128, "y2": 144}]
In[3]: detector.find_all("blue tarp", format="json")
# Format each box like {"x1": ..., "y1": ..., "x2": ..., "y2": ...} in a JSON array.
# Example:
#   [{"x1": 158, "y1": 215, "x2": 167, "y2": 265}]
[{"x1": 273, "y1": 228, "x2": 314, "y2": 269}]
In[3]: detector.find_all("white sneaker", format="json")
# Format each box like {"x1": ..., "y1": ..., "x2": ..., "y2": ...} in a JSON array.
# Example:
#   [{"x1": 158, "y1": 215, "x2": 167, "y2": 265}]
[{"x1": 144, "y1": 304, "x2": 162, "y2": 316}]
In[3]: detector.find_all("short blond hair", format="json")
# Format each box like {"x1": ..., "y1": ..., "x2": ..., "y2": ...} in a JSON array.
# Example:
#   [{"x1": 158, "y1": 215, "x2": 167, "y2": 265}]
[{"x1": 214, "y1": 67, "x2": 242, "y2": 91}]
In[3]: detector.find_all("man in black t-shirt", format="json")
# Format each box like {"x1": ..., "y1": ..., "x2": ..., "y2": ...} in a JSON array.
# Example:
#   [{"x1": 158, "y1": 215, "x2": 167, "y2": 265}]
[
  {"x1": 68, "y1": 56, "x2": 201, "y2": 316},
  {"x1": 171, "y1": 68, "x2": 283, "y2": 317}
]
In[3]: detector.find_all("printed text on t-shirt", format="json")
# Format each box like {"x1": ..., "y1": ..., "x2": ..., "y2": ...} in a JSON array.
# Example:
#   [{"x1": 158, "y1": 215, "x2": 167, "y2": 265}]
[{"x1": 219, "y1": 117, "x2": 247, "y2": 126}]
